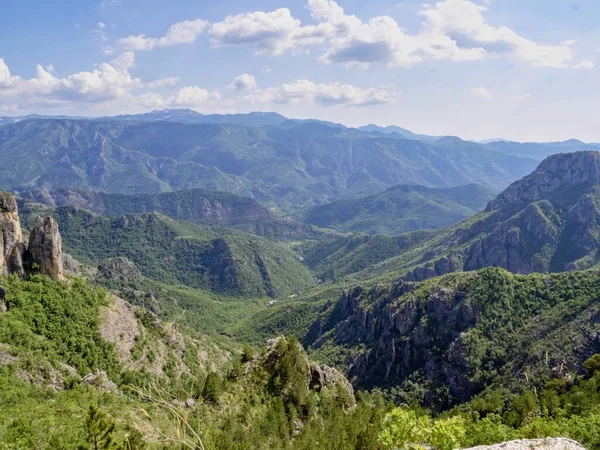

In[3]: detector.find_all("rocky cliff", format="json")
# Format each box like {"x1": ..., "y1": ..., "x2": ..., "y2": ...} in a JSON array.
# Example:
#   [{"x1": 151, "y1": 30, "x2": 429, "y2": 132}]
[
  {"x1": 0, "y1": 191, "x2": 63, "y2": 280},
  {"x1": 27, "y1": 216, "x2": 64, "y2": 281},
  {"x1": 306, "y1": 268, "x2": 600, "y2": 407},
  {"x1": 0, "y1": 192, "x2": 24, "y2": 276}
]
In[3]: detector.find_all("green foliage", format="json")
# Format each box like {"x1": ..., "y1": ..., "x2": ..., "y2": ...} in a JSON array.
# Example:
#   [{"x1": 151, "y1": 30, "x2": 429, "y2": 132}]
[
  {"x1": 379, "y1": 409, "x2": 466, "y2": 450},
  {"x1": 80, "y1": 405, "x2": 117, "y2": 450},
  {"x1": 119, "y1": 429, "x2": 146, "y2": 450},
  {"x1": 0, "y1": 275, "x2": 120, "y2": 377},
  {"x1": 202, "y1": 372, "x2": 223, "y2": 404},
  {"x1": 53, "y1": 206, "x2": 316, "y2": 298},
  {"x1": 584, "y1": 354, "x2": 600, "y2": 374},
  {"x1": 303, "y1": 183, "x2": 494, "y2": 235},
  {"x1": 300, "y1": 230, "x2": 437, "y2": 280}
]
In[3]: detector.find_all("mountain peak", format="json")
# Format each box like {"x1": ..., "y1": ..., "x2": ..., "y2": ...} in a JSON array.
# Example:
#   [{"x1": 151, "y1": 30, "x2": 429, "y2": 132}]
[{"x1": 488, "y1": 151, "x2": 600, "y2": 212}]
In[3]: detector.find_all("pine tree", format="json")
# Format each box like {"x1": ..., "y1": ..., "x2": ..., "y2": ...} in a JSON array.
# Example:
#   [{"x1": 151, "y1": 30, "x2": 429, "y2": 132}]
[
  {"x1": 80, "y1": 405, "x2": 117, "y2": 450},
  {"x1": 118, "y1": 429, "x2": 146, "y2": 450}
]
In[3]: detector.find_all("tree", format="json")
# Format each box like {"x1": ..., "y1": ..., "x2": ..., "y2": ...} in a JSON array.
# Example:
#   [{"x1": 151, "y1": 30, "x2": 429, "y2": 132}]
[
  {"x1": 584, "y1": 354, "x2": 600, "y2": 375},
  {"x1": 202, "y1": 372, "x2": 222, "y2": 404},
  {"x1": 118, "y1": 429, "x2": 146, "y2": 450},
  {"x1": 379, "y1": 408, "x2": 466, "y2": 450},
  {"x1": 80, "y1": 405, "x2": 116, "y2": 450}
]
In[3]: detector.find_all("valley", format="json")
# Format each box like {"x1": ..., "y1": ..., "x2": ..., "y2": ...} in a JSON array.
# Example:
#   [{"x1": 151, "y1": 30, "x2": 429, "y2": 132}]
[{"x1": 1, "y1": 111, "x2": 600, "y2": 449}]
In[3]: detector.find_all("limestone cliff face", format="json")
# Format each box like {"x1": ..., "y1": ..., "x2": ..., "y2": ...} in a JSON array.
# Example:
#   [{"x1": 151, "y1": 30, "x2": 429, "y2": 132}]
[
  {"x1": 308, "y1": 281, "x2": 478, "y2": 402},
  {"x1": 488, "y1": 151, "x2": 600, "y2": 213},
  {"x1": 0, "y1": 192, "x2": 24, "y2": 276},
  {"x1": 307, "y1": 268, "x2": 600, "y2": 406},
  {"x1": 0, "y1": 191, "x2": 64, "y2": 281},
  {"x1": 27, "y1": 216, "x2": 64, "y2": 281}
]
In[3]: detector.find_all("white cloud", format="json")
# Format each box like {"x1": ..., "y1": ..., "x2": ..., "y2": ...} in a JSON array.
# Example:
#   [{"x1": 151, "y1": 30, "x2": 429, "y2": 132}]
[
  {"x1": 97, "y1": 22, "x2": 106, "y2": 30},
  {"x1": 174, "y1": 86, "x2": 221, "y2": 107},
  {"x1": 0, "y1": 53, "x2": 182, "y2": 111},
  {"x1": 227, "y1": 74, "x2": 257, "y2": 92},
  {"x1": 203, "y1": 0, "x2": 591, "y2": 69},
  {"x1": 45, "y1": 64, "x2": 55, "y2": 73},
  {"x1": 572, "y1": 60, "x2": 594, "y2": 70},
  {"x1": 93, "y1": 28, "x2": 108, "y2": 42},
  {"x1": 420, "y1": 0, "x2": 579, "y2": 69},
  {"x1": 208, "y1": 8, "x2": 329, "y2": 56},
  {"x1": 247, "y1": 79, "x2": 398, "y2": 106},
  {"x1": 262, "y1": 66, "x2": 272, "y2": 73},
  {"x1": 120, "y1": 19, "x2": 209, "y2": 51},
  {"x1": 472, "y1": 87, "x2": 492, "y2": 99}
]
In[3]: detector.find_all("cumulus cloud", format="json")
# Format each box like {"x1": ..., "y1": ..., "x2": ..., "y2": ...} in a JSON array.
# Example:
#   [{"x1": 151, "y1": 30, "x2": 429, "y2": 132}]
[
  {"x1": 203, "y1": 0, "x2": 591, "y2": 69},
  {"x1": 472, "y1": 87, "x2": 492, "y2": 99},
  {"x1": 227, "y1": 74, "x2": 257, "y2": 92},
  {"x1": 246, "y1": 79, "x2": 398, "y2": 106},
  {"x1": 120, "y1": 19, "x2": 209, "y2": 51},
  {"x1": 208, "y1": 8, "x2": 329, "y2": 56},
  {"x1": 0, "y1": 53, "x2": 187, "y2": 111},
  {"x1": 173, "y1": 86, "x2": 221, "y2": 106}
]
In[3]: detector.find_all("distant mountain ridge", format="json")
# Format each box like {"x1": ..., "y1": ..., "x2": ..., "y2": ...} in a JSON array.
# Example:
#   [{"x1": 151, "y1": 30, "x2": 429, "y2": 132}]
[
  {"x1": 302, "y1": 183, "x2": 495, "y2": 235},
  {"x1": 0, "y1": 118, "x2": 538, "y2": 213},
  {"x1": 357, "y1": 124, "x2": 441, "y2": 142},
  {"x1": 19, "y1": 187, "x2": 327, "y2": 241}
]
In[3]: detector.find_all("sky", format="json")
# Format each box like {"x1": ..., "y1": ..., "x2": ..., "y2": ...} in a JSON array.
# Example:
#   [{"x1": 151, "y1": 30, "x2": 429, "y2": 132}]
[{"x1": 0, "y1": 0, "x2": 598, "y2": 142}]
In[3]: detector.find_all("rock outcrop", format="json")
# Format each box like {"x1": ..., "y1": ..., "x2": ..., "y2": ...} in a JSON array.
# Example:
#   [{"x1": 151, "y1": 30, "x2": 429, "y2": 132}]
[
  {"x1": 98, "y1": 257, "x2": 142, "y2": 282},
  {"x1": 462, "y1": 438, "x2": 585, "y2": 450},
  {"x1": 0, "y1": 191, "x2": 64, "y2": 281},
  {"x1": 27, "y1": 216, "x2": 64, "y2": 281},
  {"x1": 0, "y1": 191, "x2": 24, "y2": 276},
  {"x1": 247, "y1": 337, "x2": 355, "y2": 406}
]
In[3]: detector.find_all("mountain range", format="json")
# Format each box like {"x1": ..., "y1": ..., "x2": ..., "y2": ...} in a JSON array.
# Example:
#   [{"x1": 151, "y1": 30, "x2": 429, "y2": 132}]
[
  {"x1": 0, "y1": 118, "x2": 539, "y2": 214},
  {"x1": 3, "y1": 109, "x2": 600, "y2": 449}
]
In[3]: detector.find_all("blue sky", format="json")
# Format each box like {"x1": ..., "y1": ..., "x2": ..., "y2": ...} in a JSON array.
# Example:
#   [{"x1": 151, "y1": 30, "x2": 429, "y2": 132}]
[{"x1": 0, "y1": 0, "x2": 598, "y2": 141}]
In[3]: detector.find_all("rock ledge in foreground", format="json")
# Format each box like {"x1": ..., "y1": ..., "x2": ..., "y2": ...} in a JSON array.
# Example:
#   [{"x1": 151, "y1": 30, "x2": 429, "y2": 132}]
[{"x1": 463, "y1": 438, "x2": 585, "y2": 450}]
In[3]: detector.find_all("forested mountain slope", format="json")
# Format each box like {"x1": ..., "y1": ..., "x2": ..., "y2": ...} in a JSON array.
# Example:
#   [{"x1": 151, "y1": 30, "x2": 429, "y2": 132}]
[
  {"x1": 49, "y1": 206, "x2": 316, "y2": 298},
  {"x1": 309, "y1": 151, "x2": 600, "y2": 283},
  {"x1": 303, "y1": 184, "x2": 494, "y2": 235},
  {"x1": 0, "y1": 119, "x2": 537, "y2": 212}
]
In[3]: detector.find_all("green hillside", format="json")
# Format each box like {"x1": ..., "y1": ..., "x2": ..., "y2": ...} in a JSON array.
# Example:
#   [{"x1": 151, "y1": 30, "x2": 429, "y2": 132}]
[
  {"x1": 314, "y1": 151, "x2": 600, "y2": 284},
  {"x1": 19, "y1": 188, "x2": 327, "y2": 241},
  {"x1": 303, "y1": 184, "x2": 494, "y2": 235},
  {"x1": 51, "y1": 206, "x2": 316, "y2": 298}
]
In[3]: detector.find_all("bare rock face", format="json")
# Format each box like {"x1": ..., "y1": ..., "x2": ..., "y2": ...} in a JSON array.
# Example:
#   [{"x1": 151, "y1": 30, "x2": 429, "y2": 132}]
[
  {"x1": 462, "y1": 438, "x2": 586, "y2": 450},
  {"x1": 0, "y1": 192, "x2": 24, "y2": 276},
  {"x1": 488, "y1": 151, "x2": 600, "y2": 213},
  {"x1": 82, "y1": 369, "x2": 118, "y2": 393},
  {"x1": 28, "y1": 216, "x2": 64, "y2": 281},
  {"x1": 98, "y1": 257, "x2": 142, "y2": 282},
  {"x1": 310, "y1": 363, "x2": 355, "y2": 399}
]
